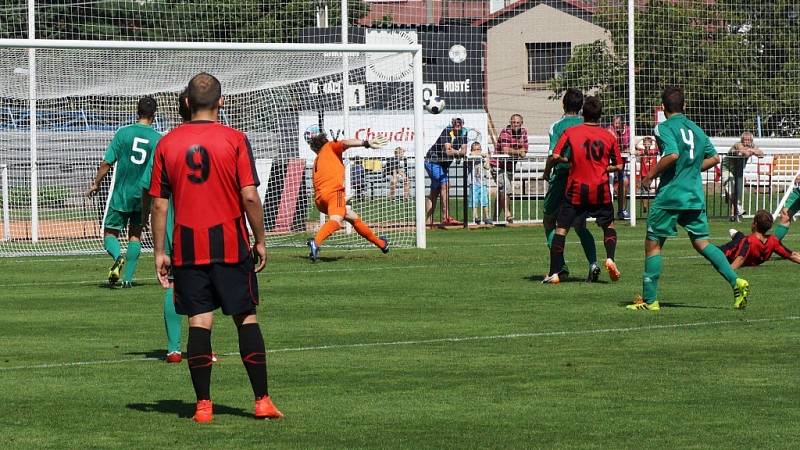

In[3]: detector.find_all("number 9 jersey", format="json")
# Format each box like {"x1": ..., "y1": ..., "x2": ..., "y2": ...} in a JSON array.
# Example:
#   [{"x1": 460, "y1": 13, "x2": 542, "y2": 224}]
[
  {"x1": 149, "y1": 121, "x2": 260, "y2": 267},
  {"x1": 552, "y1": 123, "x2": 621, "y2": 205}
]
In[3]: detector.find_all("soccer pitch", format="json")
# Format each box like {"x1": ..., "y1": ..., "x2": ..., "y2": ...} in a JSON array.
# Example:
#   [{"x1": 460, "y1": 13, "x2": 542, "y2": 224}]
[{"x1": 1, "y1": 222, "x2": 799, "y2": 449}]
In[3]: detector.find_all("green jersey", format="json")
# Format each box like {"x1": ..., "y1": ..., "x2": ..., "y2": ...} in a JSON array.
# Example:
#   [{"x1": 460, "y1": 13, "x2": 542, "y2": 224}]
[
  {"x1": 652, "y1": 113, "x2": 716, "y2": 210},
  {"x1": 548, "y1": 116, "x2": 583, "y2": 180},
  {"x1": 104, "y1": 123, "x2": 161, "y2": 212},
  {"x1": 140, "y1": 147, "x2": 174, "y2": 255}
]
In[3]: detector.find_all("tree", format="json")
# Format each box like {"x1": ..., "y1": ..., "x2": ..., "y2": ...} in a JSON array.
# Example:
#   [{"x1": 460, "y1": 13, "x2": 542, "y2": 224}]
[
  {"x1": 550, "y1": 0, "x2": 800, "y2": 137},
  {"x1": 24, "y1": 1, "x2": 370, "y2": 43}
]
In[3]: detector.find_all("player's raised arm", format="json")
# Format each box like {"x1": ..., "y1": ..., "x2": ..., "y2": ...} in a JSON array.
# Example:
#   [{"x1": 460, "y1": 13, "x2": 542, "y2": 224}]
[{"x1": 339, "y1": 135, "x2": 389, "y2": 150}]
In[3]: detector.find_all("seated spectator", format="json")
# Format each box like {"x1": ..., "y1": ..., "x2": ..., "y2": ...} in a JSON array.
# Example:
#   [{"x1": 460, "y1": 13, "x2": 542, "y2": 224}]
[
  {"x1": 385, "y1": 146, "x2": 409, "y2": 200},
  {"x1": 350, "y1": 156, "x2": 366, "y2": 199},
  {"x1": 493, "y1": 114, "x2": 528, "y2": 223},
  {"x1": 635, "y1": 136, "x2": 659, "y2": 213}
]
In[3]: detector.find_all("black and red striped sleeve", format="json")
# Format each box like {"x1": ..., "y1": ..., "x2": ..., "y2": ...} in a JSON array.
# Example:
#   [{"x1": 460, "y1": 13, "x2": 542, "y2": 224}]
[
  {"x1": 148, "y1": 141, "x2": 171, "y2": 199},
  {"x1": 236, "y1": 133, "x2": 260, "y2": 189}
]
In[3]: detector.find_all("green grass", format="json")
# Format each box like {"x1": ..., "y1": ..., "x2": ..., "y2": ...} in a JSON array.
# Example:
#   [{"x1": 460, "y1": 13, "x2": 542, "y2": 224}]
[{"x1": 1, "y1": 221, "x2": 799, "y2": 449}]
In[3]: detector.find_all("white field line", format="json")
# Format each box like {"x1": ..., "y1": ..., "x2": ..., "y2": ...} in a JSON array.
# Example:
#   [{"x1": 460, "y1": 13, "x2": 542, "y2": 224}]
[{"x1": 1, "y1": 316, "x2": 797, "y2": 372}]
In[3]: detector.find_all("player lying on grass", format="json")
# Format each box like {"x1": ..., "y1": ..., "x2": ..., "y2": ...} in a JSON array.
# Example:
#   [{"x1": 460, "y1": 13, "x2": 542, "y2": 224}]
[
  {"x1": 720, "y1": 209, "x2": 800, "y2": 268},
  {"x1": 307, "y1": 132, "x2": 391, "y2": 262},
  {"x1": 543, "y1": 96, "x2": 623, "y2": 284}
]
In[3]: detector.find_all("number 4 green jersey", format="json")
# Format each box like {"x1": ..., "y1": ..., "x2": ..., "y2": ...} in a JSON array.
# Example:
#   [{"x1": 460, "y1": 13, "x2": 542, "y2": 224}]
[
  {"x1": 652, "y1": 113, "x2": 716, "y2": 210},
  {"x1": 104, "y1": 123, "x2": 162, "y2": 212}
]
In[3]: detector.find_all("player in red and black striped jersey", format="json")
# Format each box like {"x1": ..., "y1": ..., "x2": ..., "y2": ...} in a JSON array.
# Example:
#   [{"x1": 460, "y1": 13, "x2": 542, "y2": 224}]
[
  {"x1": 720, "y1": 209, "x2": 800, "y2": 268},
  {"x1": 149, "y1": 73, "x2": 282, "y2": 423},
  {"x1": 544, "y1": 96, "x2": 623, "y2": 284}
]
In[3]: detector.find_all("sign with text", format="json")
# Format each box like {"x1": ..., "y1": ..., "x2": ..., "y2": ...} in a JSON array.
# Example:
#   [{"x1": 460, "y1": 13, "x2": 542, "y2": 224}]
[{"x1": 298, "y1": 110, "x2": 488, "y2": 162}]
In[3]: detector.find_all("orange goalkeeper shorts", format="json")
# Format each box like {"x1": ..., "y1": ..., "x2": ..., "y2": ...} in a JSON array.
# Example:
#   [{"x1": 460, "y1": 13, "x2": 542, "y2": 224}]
[{"x1": 315, "y1": 190, "x2": 346, "y2": 217}]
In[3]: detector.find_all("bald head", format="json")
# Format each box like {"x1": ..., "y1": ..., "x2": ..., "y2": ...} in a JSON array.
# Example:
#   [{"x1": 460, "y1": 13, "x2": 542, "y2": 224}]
[{"x1": 187, "y1": 72, "x2": 222, "y2": 114}]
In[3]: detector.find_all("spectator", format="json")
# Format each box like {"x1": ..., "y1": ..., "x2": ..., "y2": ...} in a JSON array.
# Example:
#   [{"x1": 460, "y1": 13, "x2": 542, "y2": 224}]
[
  {"x1": 467, "y1": 142, "x2": 492, "y2": 225},
  {"x1": 350, "y1": 156, "x2": 366, "y2": 199},
  {"x1": 425, "y1": 117, "x2": 467, "y2": 226},
  {"x1": 606, "y1": 115, "x2": 631, "y2": 220},
  {"x1": 724, "y1": 131, "x2": 764, "y2": 221},
  {"x1": 635, "y1": 136, "x2": 659, "y2": 213},
  {"x1": 385, "y1": 146, "x2": 409, "y2": 200},
  {"x1": 493, "y1": 114, "x2": 528, "y2": 223}
]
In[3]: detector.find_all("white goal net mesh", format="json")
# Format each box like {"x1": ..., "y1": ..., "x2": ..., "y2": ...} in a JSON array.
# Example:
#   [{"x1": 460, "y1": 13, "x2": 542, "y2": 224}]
[{"x1": 0, "y1": 46, "x2": 418, "y2": 256}]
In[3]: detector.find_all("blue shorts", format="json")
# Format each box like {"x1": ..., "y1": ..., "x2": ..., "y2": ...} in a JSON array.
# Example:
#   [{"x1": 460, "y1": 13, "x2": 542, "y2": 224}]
[
  {"x1": 469, "y1": 183, "x2": 489, "y2": 208},
  {"x1": 425, "y1": 161, "x2": 449, "y2": 190}
]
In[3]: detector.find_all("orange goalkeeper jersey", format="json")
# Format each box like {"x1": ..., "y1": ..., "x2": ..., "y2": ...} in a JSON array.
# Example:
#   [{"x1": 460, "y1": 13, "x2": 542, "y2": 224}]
[{"x1": 313, "y1": 140, "x2": 346, "y2": 200}]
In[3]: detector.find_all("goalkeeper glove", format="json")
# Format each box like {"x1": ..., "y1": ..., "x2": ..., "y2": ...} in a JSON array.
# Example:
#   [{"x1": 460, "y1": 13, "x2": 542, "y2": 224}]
[{"x1": 365, "y1": 135, "x2": 389, "y2": 149}]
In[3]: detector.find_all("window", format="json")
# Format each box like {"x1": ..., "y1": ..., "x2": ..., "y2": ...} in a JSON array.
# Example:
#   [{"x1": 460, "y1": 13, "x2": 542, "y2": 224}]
[{"x1": 526, "y1": 42, "x2": 571, "y2": 84}]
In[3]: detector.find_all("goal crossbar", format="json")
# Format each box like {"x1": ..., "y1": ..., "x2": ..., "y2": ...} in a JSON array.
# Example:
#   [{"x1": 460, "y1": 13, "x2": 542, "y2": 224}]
[{"x1": 0, "y1": 39, "x2": 422, "y2": 54}]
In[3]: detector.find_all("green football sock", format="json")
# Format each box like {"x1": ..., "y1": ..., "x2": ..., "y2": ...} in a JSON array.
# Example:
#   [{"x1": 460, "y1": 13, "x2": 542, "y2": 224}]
[
  {"x1": 700, "y1": 244, "x2": 738, "y2": 287},
  {"x1": 163, "y1": 288, "x2": 182, "y2": 354},
  {"x1": 122, "y1": 241, "x2": 141, "y2": 282},
  {"x1": 576, "y1": 227, "x2": 597, "y2": 265},
  {"x1": 775, "y1": 223, "x2": 789, "y2": 241},
  {"x1": 642, "y1": 254, "x2": 662, "y2": 302},
  {"x1": 545, "y1": 228, "x2": 555, "y2": 249},
  {"x1": 104, "y1": 235, "x2": 121, "y2": 260}
]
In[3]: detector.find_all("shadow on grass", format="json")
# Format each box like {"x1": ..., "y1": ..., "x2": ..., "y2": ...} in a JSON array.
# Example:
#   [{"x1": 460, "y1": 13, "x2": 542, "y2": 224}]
[
  {"x1": 124, "y1": 349, "x2": 167, "y2": 359},
  {"x1": 294, "y1": 255, "x2": 343, "y2": 263},
  {"x1": 524, "y1": 274, "x2": 609, "y2": 284},
  {"x1": 127, "y1": 400, "x2": 251, "y2": 419},
  {"x1": 614, "y1": 301, "x2": 725, "y2": 309}
]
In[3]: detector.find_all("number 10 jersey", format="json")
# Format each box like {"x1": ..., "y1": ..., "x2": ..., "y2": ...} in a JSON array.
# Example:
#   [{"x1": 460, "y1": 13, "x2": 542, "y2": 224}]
[{"x1": 552, "y1": 123, "x2": 621, "y2": 206}]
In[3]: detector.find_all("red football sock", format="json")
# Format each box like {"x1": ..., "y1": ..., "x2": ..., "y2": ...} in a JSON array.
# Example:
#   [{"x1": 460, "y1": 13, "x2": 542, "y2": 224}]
[
  {"x1": 351, "y1": 219, "x2": 385, "y2": 248},
  {"x1": 314, "y1": 220, "x2": 341, "y2": 246}
]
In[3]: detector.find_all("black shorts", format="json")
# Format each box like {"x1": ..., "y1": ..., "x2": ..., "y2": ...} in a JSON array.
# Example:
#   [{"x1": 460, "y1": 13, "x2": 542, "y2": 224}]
[
  {"x1": 172, "y1": 257, "x2": 259, "y2": 316},
  {"x1": 556, "y1": 201, "x2": 615, "y2": 229}
]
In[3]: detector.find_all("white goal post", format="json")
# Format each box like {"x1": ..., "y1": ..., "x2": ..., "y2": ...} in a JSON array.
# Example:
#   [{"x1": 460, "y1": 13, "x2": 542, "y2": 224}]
[{"x1": 0, "y1": 39, "x2": 427, "y2": 256}]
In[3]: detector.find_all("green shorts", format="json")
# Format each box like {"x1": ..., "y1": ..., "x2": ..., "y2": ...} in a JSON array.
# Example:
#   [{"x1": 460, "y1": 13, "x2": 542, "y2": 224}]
[
  {"x1": 104, "y1": 208, "x2": 142, "y2": 231},
  {"x1": 646, "y1": 206, "x2": 709, "y2": 241},
  {"x1": 543, "y1": 176, "x2": 566, "y2": 217},
  {"x1": 785, "y1": 188, "x2": 800, "y2": 216}
]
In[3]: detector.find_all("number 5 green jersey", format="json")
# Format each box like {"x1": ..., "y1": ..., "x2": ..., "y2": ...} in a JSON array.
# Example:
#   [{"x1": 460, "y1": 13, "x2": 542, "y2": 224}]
[
  {"x1": 103, "y1": 123, "x2": 162, "y2": 212},
  {"x1": 652, "y1": 113, "x2": 716, "y2": 210}
]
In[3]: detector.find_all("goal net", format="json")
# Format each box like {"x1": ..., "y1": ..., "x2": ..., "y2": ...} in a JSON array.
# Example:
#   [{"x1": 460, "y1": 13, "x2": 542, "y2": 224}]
[{"x1": 0, "y1": 41, "x2": 424, "y2": 256}]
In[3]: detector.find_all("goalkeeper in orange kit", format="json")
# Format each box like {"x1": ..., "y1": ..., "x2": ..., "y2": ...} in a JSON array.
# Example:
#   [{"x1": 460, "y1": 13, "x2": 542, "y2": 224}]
[{"x1": 307, "y1": 132, "x2": 390, "y2": 262}]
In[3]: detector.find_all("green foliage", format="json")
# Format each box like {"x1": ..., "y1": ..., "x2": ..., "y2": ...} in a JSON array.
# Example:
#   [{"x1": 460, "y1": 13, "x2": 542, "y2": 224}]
[
  {"x1": 27, "y1": 1, "x2": 370, "y2": 43},
  {"x1": 552, "y1": 0, "x2": 800, "y2": 136}
]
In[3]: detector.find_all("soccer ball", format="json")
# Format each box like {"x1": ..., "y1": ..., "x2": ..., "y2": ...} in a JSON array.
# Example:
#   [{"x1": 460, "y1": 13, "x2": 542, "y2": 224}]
[{"x1": 425, "y1": 96, "x2": 446, "y2": 114}]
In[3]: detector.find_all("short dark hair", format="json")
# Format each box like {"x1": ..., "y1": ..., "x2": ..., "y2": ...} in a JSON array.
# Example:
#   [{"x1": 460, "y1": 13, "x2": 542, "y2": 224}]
[
  {"x1": 582, "y1": 96, "x2": 602, "y2": 122},
  {"x1": 187, "y1": 72, "x2": 222, "y2": 112},
  {"x1": 753, "y1": 209, "x2": 774, "y2": 234},
  {"x1": 662, "y1": 86, "x2": 685, "y2": 114},
  {"x1": 309, "y1": 132, "x2": 329, "y2": 154},
  {"x1": 177, "y1": 88, "x2": 191, "y2": 122},
  {"x1": 563, "y1": 88, "x2": 584, "y2": 114},
  {"x1": 137, "y1": 96, "x2": 157, "y2": 120}
]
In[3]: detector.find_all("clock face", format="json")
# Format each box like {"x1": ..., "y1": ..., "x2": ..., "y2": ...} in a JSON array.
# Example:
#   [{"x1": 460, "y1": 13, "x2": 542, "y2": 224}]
[
  {"x1": 449, "y1": 44, "x2": 467, "y2": 64},
  {"x1": 366, "y1": 29, "x2": 417, "y2": 82}
]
